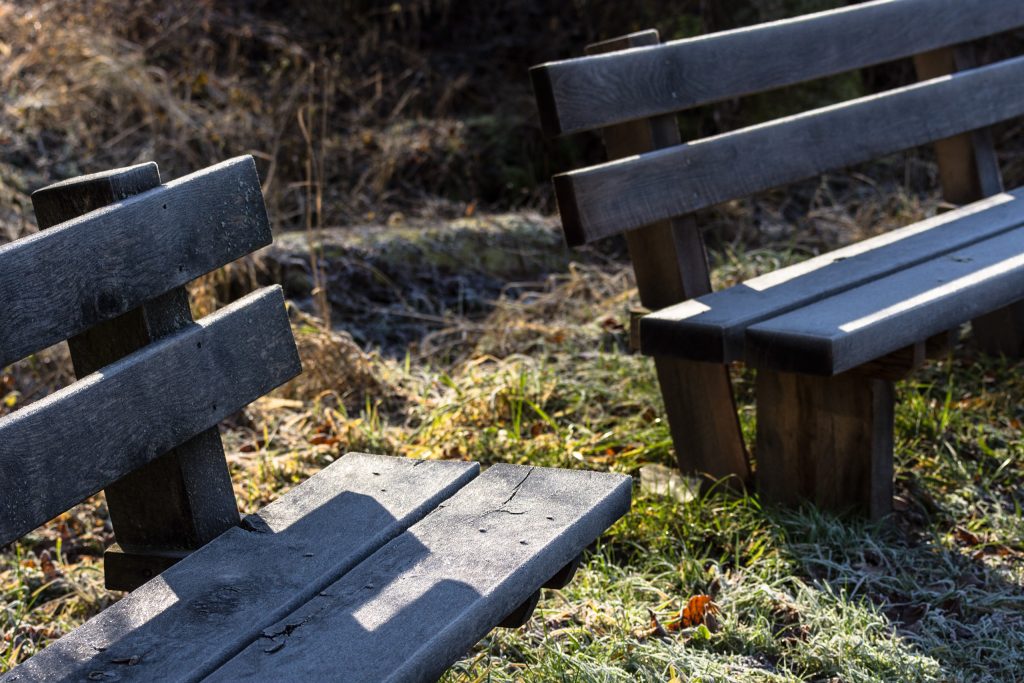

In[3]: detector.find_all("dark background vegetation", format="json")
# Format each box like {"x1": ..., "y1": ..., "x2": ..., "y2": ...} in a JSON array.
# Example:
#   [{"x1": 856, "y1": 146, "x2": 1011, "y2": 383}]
[
  {"x1": 5, "y1": 2, "x2": 1024, "y2": 680},
  {"x1": 5, "y1": 0, "x2": 1020, "y2": 245}
]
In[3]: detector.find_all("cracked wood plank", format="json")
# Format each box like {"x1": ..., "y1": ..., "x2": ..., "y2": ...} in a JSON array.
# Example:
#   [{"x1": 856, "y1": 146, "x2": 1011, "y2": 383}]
[
  {"x1": 204, "y1": 464, "x2": 631, "y2": 683},
  {"x1": 0, "y1": 454, "x2": 479, "y2": 683}
]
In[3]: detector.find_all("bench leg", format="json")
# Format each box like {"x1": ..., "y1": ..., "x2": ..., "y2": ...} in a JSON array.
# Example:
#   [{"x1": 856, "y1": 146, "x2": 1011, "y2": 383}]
[
  {"x1": 655, "y1": 356, "x2": 750, "y2": 486},
  {"x1": 498, "y1": 590, "x2": 541, "y2": 629},
  {"x1": 543, "y1": 554, "x2": 582, "y2": 589},
  {"x1": 756, "y1": 370, "x2": 894, "y2": 520},
  {"x1": 972, "y1": 301, "x2": 1024, "y2": 358},
  {"x1": 585, "y1": 30, "x2": 751, "y2": 488}
]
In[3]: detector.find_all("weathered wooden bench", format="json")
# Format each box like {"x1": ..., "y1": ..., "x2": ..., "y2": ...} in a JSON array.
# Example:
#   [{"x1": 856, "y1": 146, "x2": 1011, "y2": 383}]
[
  {"x1": 530, "y1": 0, "x2": 1024, "y2": 518},
  {"x1": 0, "y1": 156, "x2": 631, "y2": 681}
]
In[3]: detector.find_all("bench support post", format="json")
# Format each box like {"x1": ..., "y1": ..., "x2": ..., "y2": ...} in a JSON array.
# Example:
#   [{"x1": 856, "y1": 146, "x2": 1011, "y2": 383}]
[
  {"x1": 756, "y1": 371, "x2": 894, "y2": 520},
  {"x1": 914, "y1": 46, "x2": 1024, "y2": 358},
  {"x1": 32, "y1": 165, "x2": 240, "y2": 591},
  {"x1": 587, "y1": 31, "x2": 750, "y2": 486}
]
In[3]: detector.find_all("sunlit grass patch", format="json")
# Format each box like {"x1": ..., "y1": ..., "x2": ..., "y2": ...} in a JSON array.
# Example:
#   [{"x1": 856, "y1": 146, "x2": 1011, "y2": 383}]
[{"x1": 1, "y1": 244, "x2": 1023, "y2": 681}]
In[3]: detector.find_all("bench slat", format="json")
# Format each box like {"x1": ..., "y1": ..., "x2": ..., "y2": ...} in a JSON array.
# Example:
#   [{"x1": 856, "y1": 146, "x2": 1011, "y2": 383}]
[
  {"x1": 204, "y1": 464, "x2": 632, "y2": 683},
  {"x1": 554, "y1": 55, "x2": 1024, "y2": 245},
  {"x1": 531, "y1": 0, "x2": 1024, "y2": 137},
  {"x1": 641, "y1": 189, "x2": 1024, "y2": 363},
  {"x1": 0, "y1": 286, "x2": 299, "y2": 547},
  {"x1": 0, "y1": 156, "x2": 269, "y2": 368},
  {"x1": 746, "y1": 226, "x2": 1024, "y2": 375},
  {"x1": 0, "y1": 454, "x2": 479, "y2": 683}
]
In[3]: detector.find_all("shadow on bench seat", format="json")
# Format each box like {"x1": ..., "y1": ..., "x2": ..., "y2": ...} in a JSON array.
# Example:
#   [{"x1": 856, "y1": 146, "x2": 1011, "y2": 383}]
[{"x1": 0, "y1": 157, "x2": 631, "y2": 682}]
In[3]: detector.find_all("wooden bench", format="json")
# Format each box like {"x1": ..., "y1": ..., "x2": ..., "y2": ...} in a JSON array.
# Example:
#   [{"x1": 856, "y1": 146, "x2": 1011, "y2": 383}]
[
  {"x1": 0, "y1": 157, "x2": 631, "y2": 681},
  {"x1": 530, "y1": 0, "x2": 1024, "y2": 518}
]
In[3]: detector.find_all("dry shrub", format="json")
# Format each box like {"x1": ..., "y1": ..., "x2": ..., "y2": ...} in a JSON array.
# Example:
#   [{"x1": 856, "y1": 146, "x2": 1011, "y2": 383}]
[
  {"x1": 277, "y1": 308, "x2": 407, "y2": 414},
  {"x1": 470, "y1": 262, "x2": 635, "y2": 359}
]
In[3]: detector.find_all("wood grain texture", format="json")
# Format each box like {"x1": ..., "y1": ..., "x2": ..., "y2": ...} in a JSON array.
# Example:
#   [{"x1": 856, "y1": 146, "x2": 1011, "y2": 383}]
[
  {"x1": 756, "y1": 371, "x2": 894, "y2": 520},
  {"x1": 745, "y1": 226, "x2": 1024, "y2": 375},
  {"x1": 586, "y1": 31, "x2": 749, "y2": 484},
  {"x1": 0, "y1": 286, "x2": 300, "y2": 547},
  {"x1": 0, "y1": 454, "x2": 480, "y2": 683},
  {"x1": 1, "y1": 156, "x2": 270, "y2": 368},
  {"x1": 204, "y1": 464, "x2": 632, "y2": 683},
  {"x1": 555, "y1": 55, "x2": 1024, "y2": 243},
  {"x1": 530, "y1": 0, "x2": 1024, "y2": 137},
  {"x1": 32, "y1": 162, "x2": 241, "y2": 591},
  {"x1": 640, "y1": 190, "x2": 1024, "y2": 363}
]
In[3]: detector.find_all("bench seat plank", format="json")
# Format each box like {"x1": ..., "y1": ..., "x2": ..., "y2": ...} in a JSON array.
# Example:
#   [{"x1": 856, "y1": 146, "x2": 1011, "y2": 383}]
[
  {"x1": 531, "y1": 0, "x2": 1024, "y2": 137},
  {"x1": 205, "y1": 464, "x2": 632, "y2": 683},
  {"x1": 0, "y1": 156, "x2": 269, "y2": 368},
  {"x1": 746, "y1": 226, "x2": 1024, "y2": 375},
  {"x1": 641, "y1": 189, "x2": 1024, "y2": 363},
  {"x1": 554, "y1": 56, "x2": 1024, "y2": 245},
  {"x1": 0, "y1": 454, "x2": 480, "y2": 683},
  {"x1": 0, "y1": 286, "x2": 299, "y2": 546}
]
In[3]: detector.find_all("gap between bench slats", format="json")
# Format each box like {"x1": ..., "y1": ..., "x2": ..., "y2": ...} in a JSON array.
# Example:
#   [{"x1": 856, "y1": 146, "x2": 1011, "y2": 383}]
[
  {"x1": 0, "y1": 286, "x2": 299, "y2": 547},
  {"x1": 531, "y1": 0, "x2": 1024, "y2": 136},
  {"x1": 0, "y1": 454, "x2": 479, "y2": 683},
  {"x1": 0, "y1": 156, "x2": 269, "y2": 368},
  {"x1": 554, "y1": 55, "x2": 1024, "y2": 245},
  {"x1": 204, "y1": 464, "x2": 631, "y2": 683},
  {"x1": 746, "y1": 225, "x2": 1024, "y2": 375},
  {"x1": 641, "y1": 189, "x2": 1024, "y2": 363}
]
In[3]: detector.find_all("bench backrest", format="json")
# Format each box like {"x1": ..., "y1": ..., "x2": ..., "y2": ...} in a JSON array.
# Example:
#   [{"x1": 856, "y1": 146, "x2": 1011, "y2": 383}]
[
  {"x1": 0, "y1": 156, "x2": 301, "y2": 554},
  {"x1": 531, "y1": 0, "x2": 1024, "y2": 247},
  {"x1": 528, "y1": 0, "x2": 1024, "y2": 485}
]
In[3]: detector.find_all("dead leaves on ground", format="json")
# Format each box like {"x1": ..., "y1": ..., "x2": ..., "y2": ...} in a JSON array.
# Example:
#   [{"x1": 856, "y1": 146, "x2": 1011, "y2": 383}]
[
  {"x1": 950, "y1": 525, "x2": 1024, "y2": 562},
  {"x1": 634, "y1": 595, "x2": 721, "y2": 642}
]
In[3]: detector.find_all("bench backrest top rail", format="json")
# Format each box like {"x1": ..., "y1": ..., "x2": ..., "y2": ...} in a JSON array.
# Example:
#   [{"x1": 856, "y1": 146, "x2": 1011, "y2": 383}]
[
  {"x1": 553, "y1": 54, "x2": 1024, "y2": 245},
  {"x1": 0, "y1": 286, "x2": 301, "y2": 547},
  {"x1": 0, "y1": 155, "x2": 270, "y2": 368},
  {"x1": 531, "y1": 0, "x2": 1024, "y2": 137}
]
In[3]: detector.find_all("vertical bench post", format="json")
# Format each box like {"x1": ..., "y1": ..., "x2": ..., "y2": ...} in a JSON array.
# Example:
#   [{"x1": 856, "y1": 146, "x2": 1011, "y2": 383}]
[
  {"x1": 914, "y1": 46, "x2": 1024, "y2": 357},
  {"x1": 584, "y1": 30, "x2": 750, "y2": 485},
  {"x1": 32, "y1": 164, "x2": 240, "y2": 590},
  {"x1": 756, "y1": 371, "x2": 894, "y2": 520}
]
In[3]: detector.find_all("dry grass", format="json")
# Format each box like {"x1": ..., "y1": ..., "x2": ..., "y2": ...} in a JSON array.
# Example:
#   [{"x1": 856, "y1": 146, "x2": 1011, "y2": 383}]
[{"x1": 3, "y1": 0, "x2": 1024, "y2": 679}]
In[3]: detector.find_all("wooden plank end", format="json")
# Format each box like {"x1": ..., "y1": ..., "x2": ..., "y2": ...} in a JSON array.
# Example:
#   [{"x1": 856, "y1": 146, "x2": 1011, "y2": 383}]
[
  {"x1": 552, "y1": 172, "x2": 588, "y2": 247},
  {"x1": 529, "y1": 64, "x2": 566, "y2": 139},
  {"x1": 638, "y1": 312, "x2": 731, "y2": 364},
  {"x1": 31, "y1": 162, "x2": 162, "y2": 230}
]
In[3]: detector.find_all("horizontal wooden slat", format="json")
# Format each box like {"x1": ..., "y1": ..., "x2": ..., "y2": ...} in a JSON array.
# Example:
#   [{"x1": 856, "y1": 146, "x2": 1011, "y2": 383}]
[
  {"x1": 554, "y1": 55, "x2": 1024, "y2": 245},
  {"x1": 1, "y1": 454, "x2": 479, "y2": 683},
  {"x1": 0, "y1": 156, "x2": 270, "y2": 368},
  {"x1": 205, "y1": 465, "x2": 632, "y2": 683},
  {"x1": 641, "y1": 189, "x2": 1024, "y2": 363},
  {"x1": 0, "y1": 286, "x2": 300, "y2": 547},
  {"x1": 746, "y1": 226, "x2": 1024, "y2": 375},
  {"x1": 531, "y1": 0, "x2": 1024, "y2": 137}
]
